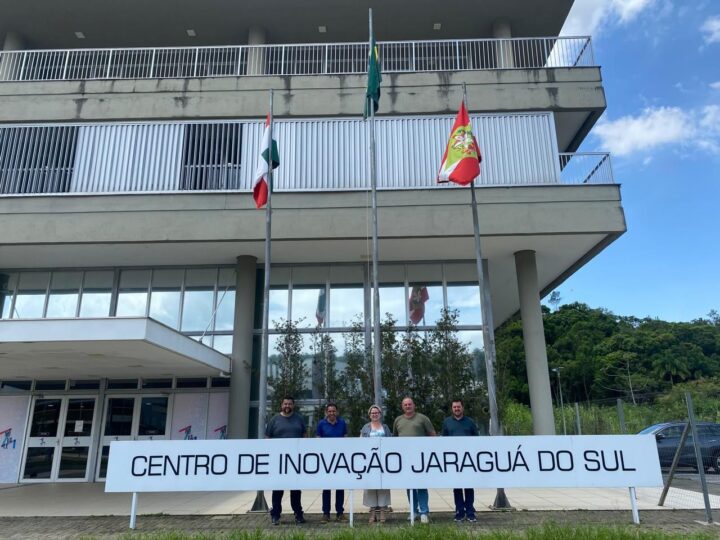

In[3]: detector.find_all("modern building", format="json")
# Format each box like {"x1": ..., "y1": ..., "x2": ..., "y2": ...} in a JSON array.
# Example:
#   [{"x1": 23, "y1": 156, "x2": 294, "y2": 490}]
[{"x1": 0, "y1": 0, "x2": 625, "y2": 484}]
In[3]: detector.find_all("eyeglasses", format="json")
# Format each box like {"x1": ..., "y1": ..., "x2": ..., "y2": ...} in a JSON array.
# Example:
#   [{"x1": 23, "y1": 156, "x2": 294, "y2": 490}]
[{"x1": 370, "y1": 411, "x2": 380, "y2": 415}]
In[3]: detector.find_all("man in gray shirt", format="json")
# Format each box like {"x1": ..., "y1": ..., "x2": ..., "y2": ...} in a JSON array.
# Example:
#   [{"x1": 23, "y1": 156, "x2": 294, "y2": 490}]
[
  {"x1": 441, "y1": 399, "x2": 480, "y2": 522},
  {"x1": 266, "y1": 396, "x2": 306, "y2": 525}
]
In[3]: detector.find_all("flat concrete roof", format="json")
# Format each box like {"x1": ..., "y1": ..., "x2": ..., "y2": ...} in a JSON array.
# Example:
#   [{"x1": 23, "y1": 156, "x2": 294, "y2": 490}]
[
  {"x1": 0, "y1": 0, "x2": 573, "y2": 49},
  {"x1": 0, "y1": 317, "x2": 230, "y2": 379}
]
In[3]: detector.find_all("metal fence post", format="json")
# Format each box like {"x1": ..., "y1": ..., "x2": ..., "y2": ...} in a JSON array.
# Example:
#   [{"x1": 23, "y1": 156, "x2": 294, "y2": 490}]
[
  {"x1": 574, "y1": 402, "x2": 582, "y2": 435},
  {"x1": 686, "y1": 392, "x2": 713, "y2": 523},
  {"x1": 616, "y1": 398, "x2": 626, "y2": 434}
]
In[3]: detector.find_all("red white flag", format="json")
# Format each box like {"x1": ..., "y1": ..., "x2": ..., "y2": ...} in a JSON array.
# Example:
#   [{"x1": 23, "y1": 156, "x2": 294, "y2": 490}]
[
  {"x1": 437, "y1": 102, "x2": 481, "y2": 185},
  {"x1": 408, "y1": 286, "x2": 430, "y2": 325}
]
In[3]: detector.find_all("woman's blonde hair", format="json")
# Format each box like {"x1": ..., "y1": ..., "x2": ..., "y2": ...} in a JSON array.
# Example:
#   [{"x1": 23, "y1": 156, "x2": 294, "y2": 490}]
[{"x1": 368, "y1": 404, "x2": 383, "y2": 417}]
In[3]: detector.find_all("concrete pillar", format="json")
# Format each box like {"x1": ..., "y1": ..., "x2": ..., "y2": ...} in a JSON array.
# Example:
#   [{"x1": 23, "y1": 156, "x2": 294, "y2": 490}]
[
  {"x1": 1, "y1": 32, "x2": 25, "y2": 80},
  {"x1": 228, "y1": 255, "x2": 258, "y2": 439},
  {"x1": 246, "y1": 26, "x2": 267, "y2": 76},
  {"x1": 492, "y1": 19, "x2": 515, "y2": 68},
  {"x1": 514, "y1": 250, "x2": 555, "y2": 435}
]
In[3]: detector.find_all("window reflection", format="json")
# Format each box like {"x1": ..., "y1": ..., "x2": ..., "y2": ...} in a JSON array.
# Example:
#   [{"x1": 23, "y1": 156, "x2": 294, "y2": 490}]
[
  {"x1": 116, "y1": 270, "x2": 150, "y2": 316},
  {"x1": 378, "y1": 285, "x2": 406, "y2": 324},
  {"x1": 181, "y1": 289, "x2": 214, "y2": 332},
  {"x1": 46, "y1": 271, "x2": 81, "y2": 318},
  {"x1": 149, "y1": 269, "x2": 183, "y2": 328},
  {"x1": 329, "y1": 287, "x2": 364, "y2": 327},
  {"x1": 269, "y1": 288, "x2": 288, "y2": 325},
  {"x1": 0, "y1": 272, "x2": 17, "y2": 319},
  {"x1": 79, "y1": 271, "x2": 114, "y2": 317},
  {"x1": 215, "y1": 289, "x2": 235, "y2": 330},
  {"x1": 408, "y1": 284, "x2": 443, "y2": 326},
  {"x1": 447, "y1": 284, "x2": 482, "y2": 325},
  {"x1": 292, "y1": 287, "x2": 325, "y2": 328},
  {"x1": 13, "y1": 272, "x2": 49, "y2": 318}
]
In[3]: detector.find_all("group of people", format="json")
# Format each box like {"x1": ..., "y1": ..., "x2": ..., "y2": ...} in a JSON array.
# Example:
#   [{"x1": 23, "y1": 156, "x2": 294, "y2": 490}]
[{"x1": 265, "y1": 395, "x2": 481, "y2": 525}]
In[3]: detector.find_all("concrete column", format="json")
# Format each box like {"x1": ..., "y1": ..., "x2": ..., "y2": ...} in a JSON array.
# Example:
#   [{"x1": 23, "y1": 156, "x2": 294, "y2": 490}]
[
  {"x1": 492, "y1": 19, "x2": 515, "y2": 68},
  {"x1": 1, "y1": 32, "x2": 25, "y2": 80},
  {"x1": 246, "y1": 26, "x2": 267, "y2": 76},
  {"x1": 514, "y1": 250, "x2": 555, "y2": 435},
  {"x1": 228, "y1": 255, "x2": 258, "y2": 439}
]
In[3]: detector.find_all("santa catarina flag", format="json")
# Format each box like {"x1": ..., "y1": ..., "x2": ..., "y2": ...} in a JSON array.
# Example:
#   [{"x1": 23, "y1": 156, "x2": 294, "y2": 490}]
[
  {"x1": 437, "y1": 102, "x2": 481, "y2": 185},
  {"x1": 253, "y1": 115, "x2": 280, "y2": 209},
  {"x1": 408, "y1": 286, "x2": 429, "y2": 325}
]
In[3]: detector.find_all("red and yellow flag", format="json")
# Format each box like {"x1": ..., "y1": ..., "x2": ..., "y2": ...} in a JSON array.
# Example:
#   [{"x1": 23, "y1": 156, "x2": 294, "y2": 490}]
[{"x1": 437, "y1": 102, "x2": 481, "y2": 185}]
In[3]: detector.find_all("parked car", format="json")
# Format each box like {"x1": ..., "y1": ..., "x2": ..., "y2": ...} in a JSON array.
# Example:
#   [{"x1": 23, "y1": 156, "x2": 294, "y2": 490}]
[{"x1": 639, "y1": 422, "x2": 720, "y2": 473}]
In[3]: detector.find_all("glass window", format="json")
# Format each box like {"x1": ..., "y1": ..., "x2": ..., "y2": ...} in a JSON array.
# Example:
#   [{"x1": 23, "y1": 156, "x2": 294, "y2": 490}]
[
  {"x1": 182, "y1": 269, "x2": 217, "y2": 331},
  {"x1": 35, "y1": 380, "x2": 66, "y2": 391},
  {"x1": 68, "y1": 380, "x2": 100, "y2": 390},
  {"x1": 30, "y1": 398, "x2": 62, "y2": 437},
  {"x1": 215, "y1": 289, "x2": 235, "y2": 331},
  {"x1": 292, "y1": 286, "x2": 325, "y2": 328},
  {"x1": 107, "y1": 379, "x2": 138, "y2": 390},
  {"x1": 0, "y1": 272, "x2": 17, "y2": 319},
  {"x1": 149, "y1": 269, "x2": 183, "y2": 328},
  {"x1": 211, "y1": 377, "x2": 231, "y2": 388},
  {"x1": 64, "y1": 398, "x2": 95, "y2": 437},
  {"x1": 0, "y1": 380, "x2": 32, "y2": 391},
  {"x1": 13, "y1": 272, "x2": 49, "y2": 318},
  {"x1": 79, "y1": 271, "x2": 114, "y2": 317},
  {"x1": 138, "y1": 397, "x2": 168, "y2": 436},
  {"x1": 213, "y1": 335, "x2": 233, "y2": 354},
  {"x1": 176, "y1": 378, "x2": 208, "y2": 388},
  {"x1": 378, "y1": 285, "x2": 406, "y2": 325},
  {"x1": 407, "y1": 284, "x2": 443, "y2": 326},
  {"x1": 104, "y1": 398, "x2": 134, "y2": 436},
  {"x1": 329, "y1": 286, "x2": 364, "y2": 328},
  {"x1": 447, "y1": 284, "x2": 482, "y2": 325},
  {"x1": 116, "y1": 270, "x2": 150, "y2": 316},
  {"x1": 269, "y1": 288, "x2": 289, "y2": 326},
  {"x1": 46, "y1": 271, "x2": 82, "y2": 318},
  {"x1": 142, "y1": 378, "x2": 172, "y2": 389}
]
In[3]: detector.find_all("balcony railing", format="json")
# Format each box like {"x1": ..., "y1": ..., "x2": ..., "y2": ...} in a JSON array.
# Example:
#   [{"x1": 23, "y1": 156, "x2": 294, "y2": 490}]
[
  {"x1": 0, "y1": 37, "x2": 595, "y2": 83},
  {"x1": 0, "y1": 115, "x2": 613, "y2": 196}
]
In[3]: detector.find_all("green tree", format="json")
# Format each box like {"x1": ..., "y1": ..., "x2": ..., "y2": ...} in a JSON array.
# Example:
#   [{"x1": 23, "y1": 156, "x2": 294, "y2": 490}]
[{"x1": 268, "y1": 319, "x2": 308, "y2": 409}]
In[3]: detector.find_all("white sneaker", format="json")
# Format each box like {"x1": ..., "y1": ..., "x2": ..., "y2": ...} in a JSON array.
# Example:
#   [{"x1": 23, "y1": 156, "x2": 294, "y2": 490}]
[{"x1": 420, "y1": 514, "x2": 429, "y2": 524}]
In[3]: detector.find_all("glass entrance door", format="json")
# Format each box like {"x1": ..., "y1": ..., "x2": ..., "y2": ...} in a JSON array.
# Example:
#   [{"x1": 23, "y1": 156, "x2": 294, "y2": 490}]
[
  {"x1": 96, "y1": 395, "x2": 170, "y2": 480},
  {"x1": 21, "y1": 396, "x2": 97, "y2": 482}
]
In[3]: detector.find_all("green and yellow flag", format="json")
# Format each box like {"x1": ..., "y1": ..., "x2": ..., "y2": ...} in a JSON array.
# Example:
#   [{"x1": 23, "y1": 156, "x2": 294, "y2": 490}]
[{"x1": 364, "y1": 34, "x2": 382, "y2": 118}]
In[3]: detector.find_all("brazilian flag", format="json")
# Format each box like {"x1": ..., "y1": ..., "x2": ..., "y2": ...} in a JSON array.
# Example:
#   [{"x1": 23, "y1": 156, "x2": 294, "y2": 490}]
[{"x1": 364, "y1": 33, "x2": 382, "y2": 119}]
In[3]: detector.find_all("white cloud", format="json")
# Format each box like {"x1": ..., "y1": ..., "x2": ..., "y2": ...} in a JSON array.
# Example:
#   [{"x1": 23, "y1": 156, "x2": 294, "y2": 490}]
[
  {"x1": 561, "y1": 0, "x2": 656, "y2": 36},
  {"x1": 710, "y1": 81, "x2": 720, "y2": 90},
  {"x1": 701, "y1": 16, "x2": 720, "y2": 44},
  {"x1": 593, "y1": 106, "x2": 720, "y2": 156}
]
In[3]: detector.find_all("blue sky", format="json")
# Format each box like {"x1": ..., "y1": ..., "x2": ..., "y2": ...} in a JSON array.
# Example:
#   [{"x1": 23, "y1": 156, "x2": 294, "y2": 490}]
[{"x1": 552, "y1": 0, "x2": 720, "y2": 322}]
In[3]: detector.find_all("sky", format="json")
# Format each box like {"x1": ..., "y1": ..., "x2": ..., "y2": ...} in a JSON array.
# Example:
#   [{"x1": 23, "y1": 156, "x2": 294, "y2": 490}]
[{"x1": 552, "y1": 0, "x2": 720, "y2": 322}]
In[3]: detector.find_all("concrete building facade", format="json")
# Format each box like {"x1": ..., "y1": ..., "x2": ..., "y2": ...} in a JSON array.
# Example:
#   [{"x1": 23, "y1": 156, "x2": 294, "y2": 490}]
[{"x1": 0, "y1": 0, "x2": 625, "y2": 483}]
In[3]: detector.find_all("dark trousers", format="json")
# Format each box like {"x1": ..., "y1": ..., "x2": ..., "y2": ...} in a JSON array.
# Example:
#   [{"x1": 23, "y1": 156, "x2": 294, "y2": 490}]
[
  {"x1": 322, "y1": 489, "x2": 345, "y2": 516},
  {"x1": 453, "y1": 488, "x2": 475, "y2": 517},
  {"x1": 271, "y1": 490, "x2": 303, "y2": 518}
]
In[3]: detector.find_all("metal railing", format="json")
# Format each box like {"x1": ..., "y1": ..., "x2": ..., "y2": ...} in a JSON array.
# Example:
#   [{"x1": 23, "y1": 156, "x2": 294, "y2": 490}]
[
  {"x1": 0, "y1": 37, "x2": 594, "y2": 82},
  {"x1": 559, "y1": 152, "x2": 614, "y2": 184},
  {"x1": 0, "y1": 119, "x2": 613, "y2": 196}
]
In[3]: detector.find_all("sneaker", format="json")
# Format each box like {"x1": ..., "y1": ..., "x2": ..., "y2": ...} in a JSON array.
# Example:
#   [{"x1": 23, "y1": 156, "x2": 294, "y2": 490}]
[
  {"x1": 336, "y1": 514, "x2": 347, "y2": 522},
  {"x1": 295, "y1": 515, "x2": 306, "y2": 524},
  {"x1": 466, "y1": 515, "x2": 477, "y2": 523},
  {"x1": 271, "y1": 516, "x2": 280, "y2": 526},
  {"x1": 321, "y1": 514, "x2": 331, "y2": 523},
  {"x1": 420, "y1": 514, "x2": 429, "y2": 524},
  {"x1": 454, "y1": 512, "x2": 465, "y2": 522}
]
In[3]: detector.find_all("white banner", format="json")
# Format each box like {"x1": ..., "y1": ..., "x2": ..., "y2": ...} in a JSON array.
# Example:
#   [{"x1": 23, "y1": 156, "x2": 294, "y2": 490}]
[{"x1": 105, "y1": 435, "x2": 662, "y2": 493}]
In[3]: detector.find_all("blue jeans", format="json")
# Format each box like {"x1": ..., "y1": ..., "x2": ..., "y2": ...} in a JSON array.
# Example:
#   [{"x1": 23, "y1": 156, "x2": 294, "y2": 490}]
[
  {"x1": 453, "y1": 488, "x2": 475, "y2": 518},
  {"x1": 405, "y1": 488, "x2": 429, "y2": 515},
  {"x1": 322, "y1": 489, "x2": 345, "y2": 516}
]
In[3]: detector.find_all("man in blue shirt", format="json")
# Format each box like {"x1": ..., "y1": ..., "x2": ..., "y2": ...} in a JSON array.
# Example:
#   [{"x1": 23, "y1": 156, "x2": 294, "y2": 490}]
[
  {"x1": 441, "y1": 399, "x2": 480, "y2": 522},
  {"x1": 266, "y1": 396, "x2": 307, "y2": 525},
  {"x1": 316, "y1": 402, "x2": 348, "y2": 522}
]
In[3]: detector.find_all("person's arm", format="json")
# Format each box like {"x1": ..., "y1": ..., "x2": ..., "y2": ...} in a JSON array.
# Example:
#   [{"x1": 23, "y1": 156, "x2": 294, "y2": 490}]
[
  {"x1": 441, "y1": 418, "x2": 449, "y2": 437},
  {"x1": 424, "y1": 415, "x2": 437, "y2": 436},
  {"x1": 471, "y1": 418, "x2": 479, "y2": 437},
  {"x1": 264, "y1": 416, "x2": 273, "y2": 439},
  {"x1": 392, "y1": 418, "x2": 399, "y2": 436}
]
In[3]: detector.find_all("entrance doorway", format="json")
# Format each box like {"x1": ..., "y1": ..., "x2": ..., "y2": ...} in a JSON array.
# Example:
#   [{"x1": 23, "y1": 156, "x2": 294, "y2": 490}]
[
  {"x1": 21, "y1": 396, "x2": 97, "y2": 482},
  {"x1": 96, "y1": 395, "x2": 170, "y2": 480}
]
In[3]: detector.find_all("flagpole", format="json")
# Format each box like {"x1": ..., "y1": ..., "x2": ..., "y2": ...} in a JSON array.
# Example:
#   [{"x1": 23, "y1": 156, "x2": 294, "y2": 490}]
[
  {"x1": 251, "y1": 88, "x2": 274, "y2": 513},
  {"x1": 463, "y1": 83, "x2": 511, "y2": 509},
  {"x1": 368, "y1": 8, "x2": 383, "y2": 410}
]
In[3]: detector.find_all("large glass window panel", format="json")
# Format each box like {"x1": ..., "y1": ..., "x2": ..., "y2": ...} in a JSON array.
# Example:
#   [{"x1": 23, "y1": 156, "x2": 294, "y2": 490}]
[
  {"x1": 30, "y1": 399, "x2": 62, "y2": 437},
  {"x1": 218, "y1": 268, "x2": 235, "y2": 288},
  {"x1": 46, "y1": 271, "x2": 82, "y2": 318},
  {"x1": 213, "y1": 335, "x2": 233, "y2": 354},
  {"x1": 0, "y1": 272, "x2": 17, "y2": 319},
  {"x1": 149, "y1": 269, "x2": 183, "y2": 328},
  {"x1": 269, "y1": 288, "x2": 289, "y2": 327},
  {"x1": 215, "y1": 289, "x2": 235, "y2": 331},
  {"x1": 58, "y1": 447, "x2": 89, "y2": 479},
  {"x1": 457, "y1": 330, "x2": 485, "y2": 378},
  {"x1": 23, "y1": 448, "x2": 55, "y2": 479},
  {"x1": 116, "y1": 270, "x2": 150, "y2": 316},
  {"x1": 446, "y1": 284, "x2": 482, "y2": 325},
  {"x1": 79, "y1": 271, "x2": 114, "y2": 317},
  {"x1": 104, "y1": 398, "x2": 134, "y2": 436},
  {"x1": 292, "y1": 286, "x2": 325, "y2": 328},
  {"x1": 407, "y1": 284, "x2": 443, "y2": 326},
  {"x1": 138, "y1": 397, "x2": 168, "y2": 436},
  {"x1": 13, "y1": 272, "x2": 49, "y2": 318},
  {"x1": 377, "y1": 285, "x2": 406, "y2": 325},
  {"x1": 182, "y1": 290, "x2": 215, "y2": 332},
  {"x1": 64, "y1": 398, "x2": 95, "y2": 437},
  {"x1": 329, "y1": 286, "x2": 364, "y2": 328}
]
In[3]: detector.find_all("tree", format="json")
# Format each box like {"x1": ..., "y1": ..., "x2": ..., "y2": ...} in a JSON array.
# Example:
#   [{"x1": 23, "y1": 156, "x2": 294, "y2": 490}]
[
  {"x1": 336, "y1": 319, "x2": 373, "y2": 435},
  {"x1": 268, "y1": 319, "x2": 308, "y2": 409},
  {"x1": 548, "y1": 290, "x2": 562, "y2": 312}
]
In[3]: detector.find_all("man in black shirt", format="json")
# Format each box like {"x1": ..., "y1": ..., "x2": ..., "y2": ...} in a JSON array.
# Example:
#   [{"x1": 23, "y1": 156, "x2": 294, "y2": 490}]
[
  {"x1": 441, "y1": 399, "x2": 480, "y2": 522},
  {"x1": 266, "y1": 396, "x2": 306, "y2": 525}
]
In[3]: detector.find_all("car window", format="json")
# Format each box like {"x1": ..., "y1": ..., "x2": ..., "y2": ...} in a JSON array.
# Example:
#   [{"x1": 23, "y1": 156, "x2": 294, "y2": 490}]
[{"x1": 661, "y1": 426, "x2": 684, "y2": 437}]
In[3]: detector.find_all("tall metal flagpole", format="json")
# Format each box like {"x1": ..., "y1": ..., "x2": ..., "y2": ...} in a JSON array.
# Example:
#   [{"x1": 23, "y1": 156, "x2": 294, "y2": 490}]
[
  {"x1": 369, "y1": 8, "x2": 383, "y2": 409},
  {"x1": 251, "y1": 88, "x2": 274, "y2": 513},
  {"x1": 463, "y1": 83, "x2": 511, "y2": 509}
]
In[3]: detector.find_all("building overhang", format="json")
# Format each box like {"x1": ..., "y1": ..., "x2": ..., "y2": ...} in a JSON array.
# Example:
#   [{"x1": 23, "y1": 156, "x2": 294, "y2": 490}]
[{"x1": 0, "y1": 317, "x2": 230, "y2": 380}]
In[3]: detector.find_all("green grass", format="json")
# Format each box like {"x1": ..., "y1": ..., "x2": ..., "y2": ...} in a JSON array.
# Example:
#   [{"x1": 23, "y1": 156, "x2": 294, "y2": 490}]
[{"x1": 120, "y1": 524, "x2": 716, "y2": 540}]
